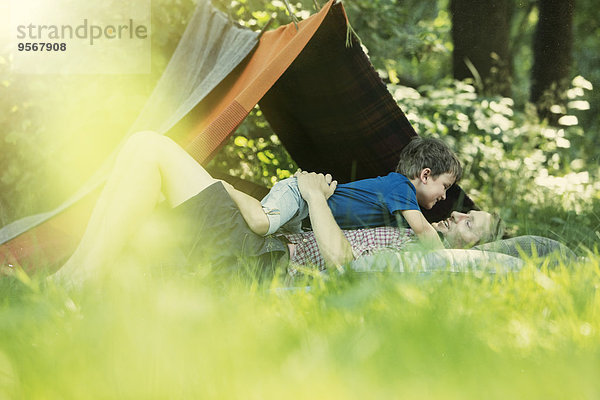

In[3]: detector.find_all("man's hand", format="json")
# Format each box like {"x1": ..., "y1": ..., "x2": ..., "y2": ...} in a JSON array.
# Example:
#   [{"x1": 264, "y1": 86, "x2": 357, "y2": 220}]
[
  {"x1": 294, "y1": 171, "x2": 352, "y2": 269},
  {"x1": 295, "y1": 170, "x2": 337, "y2": 203}
]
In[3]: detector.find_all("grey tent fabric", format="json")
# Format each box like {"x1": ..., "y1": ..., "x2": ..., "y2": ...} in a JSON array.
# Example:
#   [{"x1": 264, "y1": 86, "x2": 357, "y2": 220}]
[
  {"x1": 473, "y1": 235, "x2": 577, "y2": 267},
  {"x1": 0, "y1": 0, "x2": 259, "y2": 245},
  {"x1": 130, "y1": 1, "x2": 259, "y2": 135}
]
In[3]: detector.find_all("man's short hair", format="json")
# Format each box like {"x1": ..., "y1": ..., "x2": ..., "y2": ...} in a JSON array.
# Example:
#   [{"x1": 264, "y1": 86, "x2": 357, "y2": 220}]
[
  {"x1": 479, "y1": 212, "x2": 505, "y2": 245},
  {"x1": 395, "y1": 137, "x2": 462, "y2": 181}
]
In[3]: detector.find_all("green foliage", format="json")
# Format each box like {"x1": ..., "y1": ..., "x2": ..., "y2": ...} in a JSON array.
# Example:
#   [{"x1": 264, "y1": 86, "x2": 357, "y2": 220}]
[
  {"x1": 390, "y1": 76, "x2": 598, "y2": 246},
  {"x1": 207, "y1": 108, "x2": 298, "y2": 186},
  {"x1": 212, "y1": 0, "x2": 318, "y2": 29},
  {"x1": 344, "y1": 0, "x2": 453, "y2": 86},
  {"x1": 2, "y1": 257, "x2": 600, "y2": 398}
]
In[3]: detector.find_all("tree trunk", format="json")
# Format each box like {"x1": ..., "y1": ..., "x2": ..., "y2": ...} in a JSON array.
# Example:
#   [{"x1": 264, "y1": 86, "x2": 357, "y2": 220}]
[
  {"x1": 530, "y1": 0, "x2": 574, "y2": 119},
  {"x1": 450, "y1": 0, "x2": 512, "y2": 96}
]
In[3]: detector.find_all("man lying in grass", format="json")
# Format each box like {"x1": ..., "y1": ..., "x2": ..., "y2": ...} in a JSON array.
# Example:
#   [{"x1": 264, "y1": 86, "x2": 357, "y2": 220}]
[
  {"x1": 256, "y1": 137, "x2": 463, "y2": 250},
  {"x1": 53, "y1": 131, "x2": 503, "y2": 284}
]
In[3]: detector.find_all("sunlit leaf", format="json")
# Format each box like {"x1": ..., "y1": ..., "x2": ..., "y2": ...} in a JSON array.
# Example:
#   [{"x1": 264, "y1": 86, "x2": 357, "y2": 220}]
[
  {"x1": 567, "y1": 101, "x2": 590, "y2": 111},
  {"x1": 557, "y1": 115, "x2": 578, "y2": 126},
  {"x1": 572, "y1": 75, "x2": 593, "y2": 90},
  {"x1": 234, "y1": 136, "x2": 248, "y2": 147},
  {"x1": 257, "y1": 152, "x2": 271, "y2": 164}
]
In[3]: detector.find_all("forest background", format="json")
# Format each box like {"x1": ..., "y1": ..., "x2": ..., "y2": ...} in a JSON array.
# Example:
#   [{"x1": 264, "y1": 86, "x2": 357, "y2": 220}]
[
  {"x1": 1, "y1": 0, "x2": 598, "y2": 252},
  {"x1": 1, "y1": 2, "x2": 599, "y2": 397}
]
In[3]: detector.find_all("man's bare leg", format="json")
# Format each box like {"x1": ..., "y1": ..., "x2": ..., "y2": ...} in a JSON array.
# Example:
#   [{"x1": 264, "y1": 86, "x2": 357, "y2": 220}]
[
  {"x1": 54, "y1": 129, "x2": 275, "y2": 283},
  {"x1": 54, "y1": 131, "x2": 221, "y2": 282}
]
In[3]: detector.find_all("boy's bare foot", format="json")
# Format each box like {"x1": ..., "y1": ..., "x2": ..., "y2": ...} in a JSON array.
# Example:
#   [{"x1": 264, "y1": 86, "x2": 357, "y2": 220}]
[{"x1": 294, "y1": 169, "x2": 337, "y2": 199}]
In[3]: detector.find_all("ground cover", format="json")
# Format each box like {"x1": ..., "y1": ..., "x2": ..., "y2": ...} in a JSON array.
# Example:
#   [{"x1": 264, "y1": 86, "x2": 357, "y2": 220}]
[{"x1": 1, "y1": 251, "x2": 599, "y2": 399}]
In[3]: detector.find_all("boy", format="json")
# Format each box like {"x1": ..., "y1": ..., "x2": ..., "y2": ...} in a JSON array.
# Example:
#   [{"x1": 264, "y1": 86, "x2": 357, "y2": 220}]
[{"x1": 250, "y1": 137, "x2": 462, "y2": 249}]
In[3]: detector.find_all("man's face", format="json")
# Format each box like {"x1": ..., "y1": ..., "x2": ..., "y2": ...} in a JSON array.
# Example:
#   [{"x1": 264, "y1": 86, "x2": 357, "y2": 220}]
[
  {"x1": 431, "y1": 211, "x2": 494, "y2": 248},
  {"x1": 415, "y1": 172, "x2": 455, "y2": 210}
]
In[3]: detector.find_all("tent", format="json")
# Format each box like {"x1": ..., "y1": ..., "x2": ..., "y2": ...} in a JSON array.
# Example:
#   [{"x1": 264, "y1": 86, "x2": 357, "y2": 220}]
[{"x1": 0, "y1": 0, "x2": 474, "y2": 274}]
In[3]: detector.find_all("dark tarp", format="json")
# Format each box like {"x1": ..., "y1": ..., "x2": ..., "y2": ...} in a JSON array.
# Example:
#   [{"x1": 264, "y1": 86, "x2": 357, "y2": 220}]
[{"x1": 258, "y1": 3, "x2": 474, "y2": 221}]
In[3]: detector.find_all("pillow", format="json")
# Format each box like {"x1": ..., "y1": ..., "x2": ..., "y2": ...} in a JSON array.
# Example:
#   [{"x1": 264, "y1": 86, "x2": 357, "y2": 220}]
[
  {"x1": 350, "y1": 249, "x2": 524, "y2": 274},
  {"x1": 472, "y1": 235, "x2": 577, "y2": 267}
]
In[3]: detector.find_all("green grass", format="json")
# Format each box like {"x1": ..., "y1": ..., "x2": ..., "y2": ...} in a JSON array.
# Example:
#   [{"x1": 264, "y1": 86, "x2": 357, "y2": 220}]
[{"x1": 1, "y1": 255, "x2": 600, "y2": 399}]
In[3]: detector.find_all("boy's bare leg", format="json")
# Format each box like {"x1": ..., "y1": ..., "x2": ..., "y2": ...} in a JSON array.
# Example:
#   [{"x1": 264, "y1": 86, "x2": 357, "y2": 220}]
[
  {"x1": 226, "y1": 170, "x2": 338, "y2": 237},
  {"x1": 54, "y1": 131, "x2": 221, "y2": 283},
  {"x1": 219, "y1": 181, "x2": 269, "y2": 235}
]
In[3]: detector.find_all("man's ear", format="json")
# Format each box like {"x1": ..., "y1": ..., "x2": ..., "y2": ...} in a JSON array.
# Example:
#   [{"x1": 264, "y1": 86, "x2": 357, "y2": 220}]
[{"x1": 419, "y1": 168, "x2": 431, "y2": 183}]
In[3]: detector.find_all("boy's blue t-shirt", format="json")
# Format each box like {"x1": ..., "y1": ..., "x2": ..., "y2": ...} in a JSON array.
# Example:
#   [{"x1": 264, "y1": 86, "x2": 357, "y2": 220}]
[{"x1": 327, "y1": 172, "x2": 420, "y2": 229}]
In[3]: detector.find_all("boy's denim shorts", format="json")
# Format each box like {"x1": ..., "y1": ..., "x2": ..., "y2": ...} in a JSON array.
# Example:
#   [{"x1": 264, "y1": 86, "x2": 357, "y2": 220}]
[{"x1": 260, "y1": 177, "x2": 309, "y2": 235}]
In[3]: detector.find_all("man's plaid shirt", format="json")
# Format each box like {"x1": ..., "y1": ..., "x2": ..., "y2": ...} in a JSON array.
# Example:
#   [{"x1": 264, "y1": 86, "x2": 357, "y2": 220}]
[{"x1": 283, "y1": 226, "x2": 416, "y2": 270}]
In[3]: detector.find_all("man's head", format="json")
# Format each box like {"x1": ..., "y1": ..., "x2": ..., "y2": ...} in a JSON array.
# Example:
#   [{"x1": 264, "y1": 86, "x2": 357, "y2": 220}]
[
  {"x1": 431, "y1": 211, "x2": 505, "y2": 248},
  {"x1": 396, "y1": 137, "x2": 462, "y2": 210}
]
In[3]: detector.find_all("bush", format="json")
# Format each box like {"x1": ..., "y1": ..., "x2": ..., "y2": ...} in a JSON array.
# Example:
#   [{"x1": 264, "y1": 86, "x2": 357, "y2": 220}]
[{"x1": 390, "y1": 76, "x2": 598, "y2": 248}]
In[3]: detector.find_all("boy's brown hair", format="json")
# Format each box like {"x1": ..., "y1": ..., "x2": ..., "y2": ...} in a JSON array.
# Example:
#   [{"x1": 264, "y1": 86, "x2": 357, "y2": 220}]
[{"x1": 395, "y1": 137, "x2": 462, "y2": 181}]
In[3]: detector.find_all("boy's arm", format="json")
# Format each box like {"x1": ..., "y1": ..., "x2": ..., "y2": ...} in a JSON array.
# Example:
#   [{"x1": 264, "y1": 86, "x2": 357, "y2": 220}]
[
  {"x1": 296, "y1": 173, "x2": 354, "y2": 268},
  {"x1": 400, "y1": 209, "x2": 445, "y2": 249}
]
